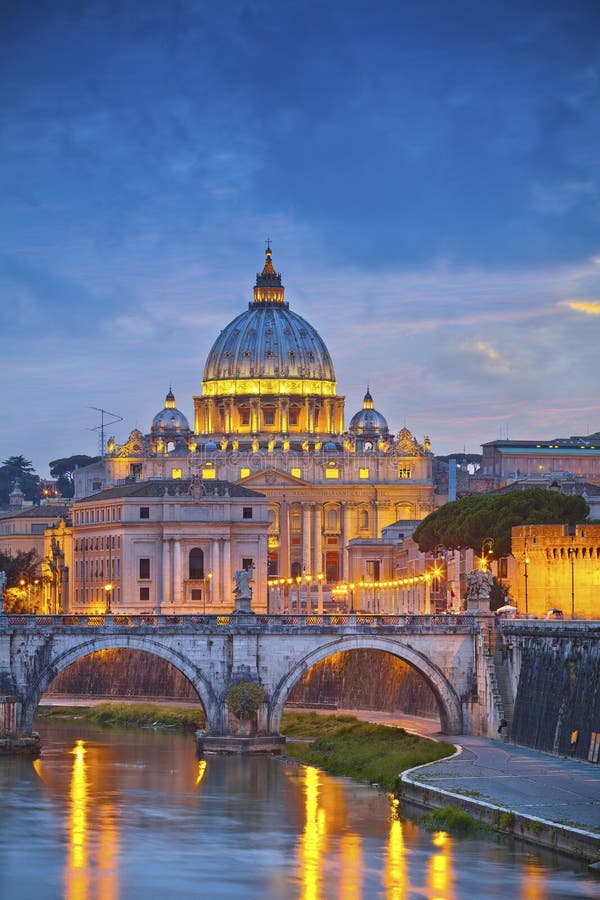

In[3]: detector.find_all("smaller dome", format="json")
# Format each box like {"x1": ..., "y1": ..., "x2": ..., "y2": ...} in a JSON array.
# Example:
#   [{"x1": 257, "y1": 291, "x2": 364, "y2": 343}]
[
  {"x1": 204, "y1": 441, "x2": 218, "y2": 452},
  {"x1": 348, "y1": 388, "x2": 389, "y2": 437},
  {"x1": 324, "y1": 441, "x2": 337, "y2": 451},
  {"x1": 150, "y1": 388, "x2": 191, "y2": 436}
]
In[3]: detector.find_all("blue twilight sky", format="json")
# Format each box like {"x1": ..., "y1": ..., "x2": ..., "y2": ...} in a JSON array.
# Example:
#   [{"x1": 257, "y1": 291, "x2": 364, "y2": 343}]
[{"x1": 2, "y1": 0, "x2": 600, "y2": 477}]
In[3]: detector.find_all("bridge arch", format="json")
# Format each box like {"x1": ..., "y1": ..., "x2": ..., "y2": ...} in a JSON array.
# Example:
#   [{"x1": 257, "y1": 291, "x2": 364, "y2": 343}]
[
  {"x1": 20, "y1": 635, "x2": 220, "y2": 734},
  {"x1": 268, "y1": 636, "x2": 463, "y2": 734}
]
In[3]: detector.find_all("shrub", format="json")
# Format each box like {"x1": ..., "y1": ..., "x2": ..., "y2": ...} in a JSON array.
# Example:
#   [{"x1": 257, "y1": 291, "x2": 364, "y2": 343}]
[{"x1": 225, "y1": 682, "x2": 265, "y2": 721}]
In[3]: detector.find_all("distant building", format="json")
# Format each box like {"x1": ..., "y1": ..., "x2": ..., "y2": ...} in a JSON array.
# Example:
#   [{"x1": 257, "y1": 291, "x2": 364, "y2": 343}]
[{"x1": 481, "y1": 434, "x2": 600, "y2": 486}]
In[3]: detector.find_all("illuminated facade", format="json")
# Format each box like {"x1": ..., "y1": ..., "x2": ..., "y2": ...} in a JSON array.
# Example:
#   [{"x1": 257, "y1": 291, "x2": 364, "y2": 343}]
[
  {"x1": 69, "y1": 479, "x2": 269, "y2": 615},
  {"x1": 509, "y1": 524, "x2": 600, "y2": 619},
  {"x1": 77, "y1": 246, "x2": 435, "y2": 591}
]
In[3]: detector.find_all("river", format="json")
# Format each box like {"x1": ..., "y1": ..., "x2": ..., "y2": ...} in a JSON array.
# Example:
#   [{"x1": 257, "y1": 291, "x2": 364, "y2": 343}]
[{"x1": 0, "y1": 718, "x2": 597, "y2": 899}]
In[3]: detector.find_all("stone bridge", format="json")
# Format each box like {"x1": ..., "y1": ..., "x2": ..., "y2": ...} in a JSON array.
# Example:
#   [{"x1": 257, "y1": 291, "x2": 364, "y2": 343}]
[{"x1": 1, "y1": 611, "x2": 502, "y2": 744}]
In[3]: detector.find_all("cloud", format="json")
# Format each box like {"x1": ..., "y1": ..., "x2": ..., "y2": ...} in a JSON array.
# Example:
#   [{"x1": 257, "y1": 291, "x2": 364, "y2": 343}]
[{"x1": 564, "y1": 299, "x2": 600, "y2": 315}]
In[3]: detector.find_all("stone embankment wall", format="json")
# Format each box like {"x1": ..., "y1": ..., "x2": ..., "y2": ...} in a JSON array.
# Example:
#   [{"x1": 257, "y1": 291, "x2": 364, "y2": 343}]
[{"x1": 504, "y1": 623, "x2": 600, "y2": 762}]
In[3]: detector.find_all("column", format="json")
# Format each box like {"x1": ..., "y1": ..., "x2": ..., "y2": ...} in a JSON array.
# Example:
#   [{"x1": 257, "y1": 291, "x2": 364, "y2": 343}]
[
  {"x1": 279, "y1": 497, "x2": 290, "y2": 578},
  {"x1": 163, "y1": 538, "x2": 173, "y2": 613},
  {"x1": 302, "y1": 503, "x2": 312, "y2": 574},
  {"x1": 211, "y1": 539, "x2": 220, "y2": 604},
  {"x1": 173, "y1": 539, "x2": 182, "y2": 607},
  {"x1": 312, "y1": 503, "x2": 322, "y2": 575},
  {"x1": 222, "y1": 538, "x2": 231, "y2": 606},
  {"x1": 250, "y1": 399, "x2": 260, "y2": 433},
  {"x1": 341, "y1": 503, "x2": 353, "y2": 583}
]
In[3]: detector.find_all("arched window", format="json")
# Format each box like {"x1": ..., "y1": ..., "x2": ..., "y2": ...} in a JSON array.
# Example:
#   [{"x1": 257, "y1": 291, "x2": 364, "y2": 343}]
[
  {"x1": 189, "y1": 548, "x2": 204, "y2": 580},
  {"x1": 359, "y1": 509, "x2": 369, "y2": 530}
]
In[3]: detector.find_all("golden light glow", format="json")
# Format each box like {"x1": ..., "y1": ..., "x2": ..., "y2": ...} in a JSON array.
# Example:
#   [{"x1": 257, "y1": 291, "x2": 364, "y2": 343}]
[
  {"x1": 67, "y1": 740, "x2": 88, "y2": 899},
  {"x1": 298, "y1": 766, "x2": 326, "y2": 900},
  {"x1": 427, "y1": 831, "x2": 453, "y2": 899},
  {"x1": 291, "y1": 467, "x2": 302, "y2": 478},
  {"x1": 325, "y1": 468, "x2": 339, "y2": 479},
  {"x1": 339, "y1": 833, "x2": 362, "y2": 899},
  {"x1": 202, "y1": 468, "x2": 216, "y2": 479},
  {"x1": 202, "y1": 377, "x2": 337, "y2": 398},
  {"x1": 384, "y1": 814, "x2": 407, "y2": 898},
  {"x1": 240, "y1": 468, "x2": 251, "y2": 478},
  {"x1": 196, "y1": 759, "x2": 207, "y2": 785},
  {"x1": 359, "y1": 468, "x2": 369, "y2": 479},
  {"x1": 171, "y1": 468, "x2": 182, "y2": 479},
  {"x1": 565, "y1": 299, "x2": 600, "y2": 315}
]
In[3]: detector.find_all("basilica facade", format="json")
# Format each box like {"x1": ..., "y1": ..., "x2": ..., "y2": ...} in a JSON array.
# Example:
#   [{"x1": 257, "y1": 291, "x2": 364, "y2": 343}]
[{"x1": 75, "y1": 247, "x2": 435, "y2": 593}]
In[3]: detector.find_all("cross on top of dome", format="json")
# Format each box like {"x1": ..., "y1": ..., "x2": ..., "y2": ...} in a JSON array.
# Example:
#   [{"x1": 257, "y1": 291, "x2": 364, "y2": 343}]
[{"x1": 253, "y1": 244, "x2": 286, "y2": 306}]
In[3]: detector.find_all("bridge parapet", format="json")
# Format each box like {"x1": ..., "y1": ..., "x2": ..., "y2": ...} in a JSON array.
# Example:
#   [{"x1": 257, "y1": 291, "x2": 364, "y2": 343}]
[{"x1": 0, "y1": 613, "x2": 479, "y2": 635}]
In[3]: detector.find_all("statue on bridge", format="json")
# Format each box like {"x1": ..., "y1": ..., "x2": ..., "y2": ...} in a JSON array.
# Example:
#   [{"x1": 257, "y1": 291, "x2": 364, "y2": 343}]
[
  {"x1": 465, "y1": 568, "x2": 494, "y2": 614},
  {"x1": 0, "y1": 569, "x2": 6, "y2": 613},
  {"x1": 233, "y1": 567, "x2": 255, "y2": 615}
]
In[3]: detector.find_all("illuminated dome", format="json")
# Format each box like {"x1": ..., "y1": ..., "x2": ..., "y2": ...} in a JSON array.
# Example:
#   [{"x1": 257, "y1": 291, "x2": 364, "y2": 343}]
[
  {"x1": 203, "y1": 247, "x2": 335, "y2": 385},
  {"x1": 150, "y1": 388, "x2": 191, "y2": 436},
  {"x1": 348, "y1": 388, "x2": 389, "y2": 437},
  {"x1": 195, "y1": 247, "x2": 345, "y2": 439}
]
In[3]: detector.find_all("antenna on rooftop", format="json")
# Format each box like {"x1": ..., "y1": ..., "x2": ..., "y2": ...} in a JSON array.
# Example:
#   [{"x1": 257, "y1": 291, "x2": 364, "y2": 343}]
[{"x1": 89, "y1": 407, "x2": 123, "y2": 456}]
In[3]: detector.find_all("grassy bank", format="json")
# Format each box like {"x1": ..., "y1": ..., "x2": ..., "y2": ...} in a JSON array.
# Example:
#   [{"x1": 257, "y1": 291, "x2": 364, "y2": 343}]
[
  {"x1": 280, "y1": 712, "x2": 455, "y2": 793},
  {"x1": 38, "y1": 702, "x2": 205, "y2": 732}
]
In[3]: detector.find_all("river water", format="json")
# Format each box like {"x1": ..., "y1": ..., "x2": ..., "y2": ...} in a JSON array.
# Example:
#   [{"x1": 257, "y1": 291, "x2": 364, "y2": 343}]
[{"x1": 0, "y1": 719, "x2": 597, "y2": 899}]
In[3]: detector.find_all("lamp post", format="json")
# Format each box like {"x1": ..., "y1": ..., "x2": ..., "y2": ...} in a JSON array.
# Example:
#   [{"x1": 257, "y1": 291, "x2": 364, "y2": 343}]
[
  {"x1": 104, "y1": 582, "x2": 113, "y2": 615},
  {"x1": 349, "y1": 582, "x2": 355, "y2": 613},
  {"x1": 568, "y1": 546, "x2": 575, "y2": 619},
  {"x1": 523, "y1": 549, "x2": 529, "y2": 616},
  {"x1": 480, "y1": 537, "x2": 494, "y2": 570},
  {"x1": 317, "y1": 573, "x2": 324, "y2": 615}
]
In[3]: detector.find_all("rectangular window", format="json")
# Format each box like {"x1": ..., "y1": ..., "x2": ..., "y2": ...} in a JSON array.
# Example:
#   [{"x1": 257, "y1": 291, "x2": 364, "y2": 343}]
[
  {"x1": 92, "y1": 480, "x2": 102, "y2": 491},
  {"x1": 366, "y1": 560, "x2": 381, "y2": 581},
  {"x1": 130, "y1": 463, "x2": 143, "y2": 478},
  {"x1": 398, "y1": 466, "x2": 412, "y2": 479},
  {"x1": 291, "y1": 467, "x2": 301, "y2": 478},
  {"x1": 325, "y1": 468, "x2": 339, "y2": 479},
  {"x1": 139, "y1": 558, "x2": 150, "y2": 579},
  {"x1": 191, "y1": 589, "x2": 202, "y2": 604},
  {"x1": 140, "y1": 507, "x2": 150, "y2": 519},
  {"x1": 242, "y1": 558, "x2": 253, "y2": 571},
  {"x1": 289, "y1": 409, "x2": 299, "y2": 426},
  {"x1": 171, "y1": 468, "x2": 182, "y2": 479},
  {"x1": 202, "y1": 468, "x2": 216, "y2": 479},
  {"x1": 243, "y1": 507, "x2": 253, "y2": 519},
  {"x1": 240, "y1": 409, "x2": 250, "y2": 425},
  {"x1": 240, "y1": 467, "x2": 251, "y2": 479},
  {"x1": 139, "y1": 587, "x2": 150, "y2": 604},
  {"x1": 264, "y1": 410, "x2": 275, "y2": 425},
  {"x1": 359, "y1": 468, "x2": 369, "y2": 479}
]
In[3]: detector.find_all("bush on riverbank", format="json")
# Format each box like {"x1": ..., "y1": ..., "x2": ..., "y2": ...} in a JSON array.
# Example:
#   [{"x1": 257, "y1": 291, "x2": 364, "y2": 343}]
[
  {"x1": 419, "y1": 805, "x2": 490, "y2": 835},
  {"x1": 280, "y1": 712, "x2": 454, "y2": 793},
  {"x1": 38, "y1": 703, "x2": 205, "y2": 732}
]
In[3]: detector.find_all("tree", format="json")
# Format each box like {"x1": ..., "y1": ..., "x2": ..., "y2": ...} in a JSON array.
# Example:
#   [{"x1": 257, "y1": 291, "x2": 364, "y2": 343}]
[
  {"x1": 0, "y1": 456, "x2": 40, "y2": 504},
  {"x1": 49, "y1": 455, "x2": 101, "y2": 498},
  {"x1": 0, "y1": 549, "x2": 43, "y2": 613},
  {"x1": 413, "y1": 488, "x2": 589, "y2": 558}
]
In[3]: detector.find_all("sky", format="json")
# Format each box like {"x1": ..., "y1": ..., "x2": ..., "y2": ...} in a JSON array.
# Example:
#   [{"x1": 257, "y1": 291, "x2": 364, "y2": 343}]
[{"x1": 2, "y1": 0, "x2": 600, "y2": 478}]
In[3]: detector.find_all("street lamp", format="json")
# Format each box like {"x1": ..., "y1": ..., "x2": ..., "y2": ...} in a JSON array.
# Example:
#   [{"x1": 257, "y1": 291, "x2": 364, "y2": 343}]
[
  {"x1": 523, "y1": 550, "x2": 529, "y2": 616},
  {"x1": 349, "y1": 582, "x2": 355, "y2": 613},
  {"x1": 568, "y1": 546, "x2": 576, "y2": 619},
  {"x1": 480, "y1": 537, "x2": 494, "y2": 570},
  {"x1": 104, "y1": 582, "x2": 113, "y2": 615}
]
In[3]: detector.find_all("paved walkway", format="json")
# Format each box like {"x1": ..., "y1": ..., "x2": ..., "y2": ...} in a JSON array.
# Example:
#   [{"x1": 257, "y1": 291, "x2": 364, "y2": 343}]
[{"x1": 324, "y1": 709, "x2": 600, "y2": 834}]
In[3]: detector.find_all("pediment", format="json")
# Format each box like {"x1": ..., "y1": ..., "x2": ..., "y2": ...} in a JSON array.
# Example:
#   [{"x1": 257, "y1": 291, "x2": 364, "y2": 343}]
[{"x1": 238, "y1": 466, "x2": 309, "y2": 488}]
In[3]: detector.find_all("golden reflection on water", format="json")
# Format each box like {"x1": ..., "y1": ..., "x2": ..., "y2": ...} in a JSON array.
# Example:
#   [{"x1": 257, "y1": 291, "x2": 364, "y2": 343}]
[
  {"x1": 298, "y1": 765, "x2": 325, "y2": 900},
  {"x1": 63, "y1": 739, "x2": 120, "y2": 900},
  {"x1": 521, "y1": 859, "x2": 546, "y2": 900},
  {"x1": 384, "y1": 814, "x2": 407, "y2": 899},
  {"x1": 427, "y1": 831, "x2": 453, "y2": 900},
  {"x1": 67, "y1": 739, "x2": 89, "y2": 900},
  {"x1": 339, "y1": 833, "x2": 362, "y2": 899},
  {"x1": 196, "y1": 758, "x2": 207, "y2": 785}
]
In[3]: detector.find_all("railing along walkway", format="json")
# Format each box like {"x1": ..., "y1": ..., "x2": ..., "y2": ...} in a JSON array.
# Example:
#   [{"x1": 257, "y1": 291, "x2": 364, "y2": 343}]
[{"x1": 0, "y1": 612, "x2": 479, "y2": 633}]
